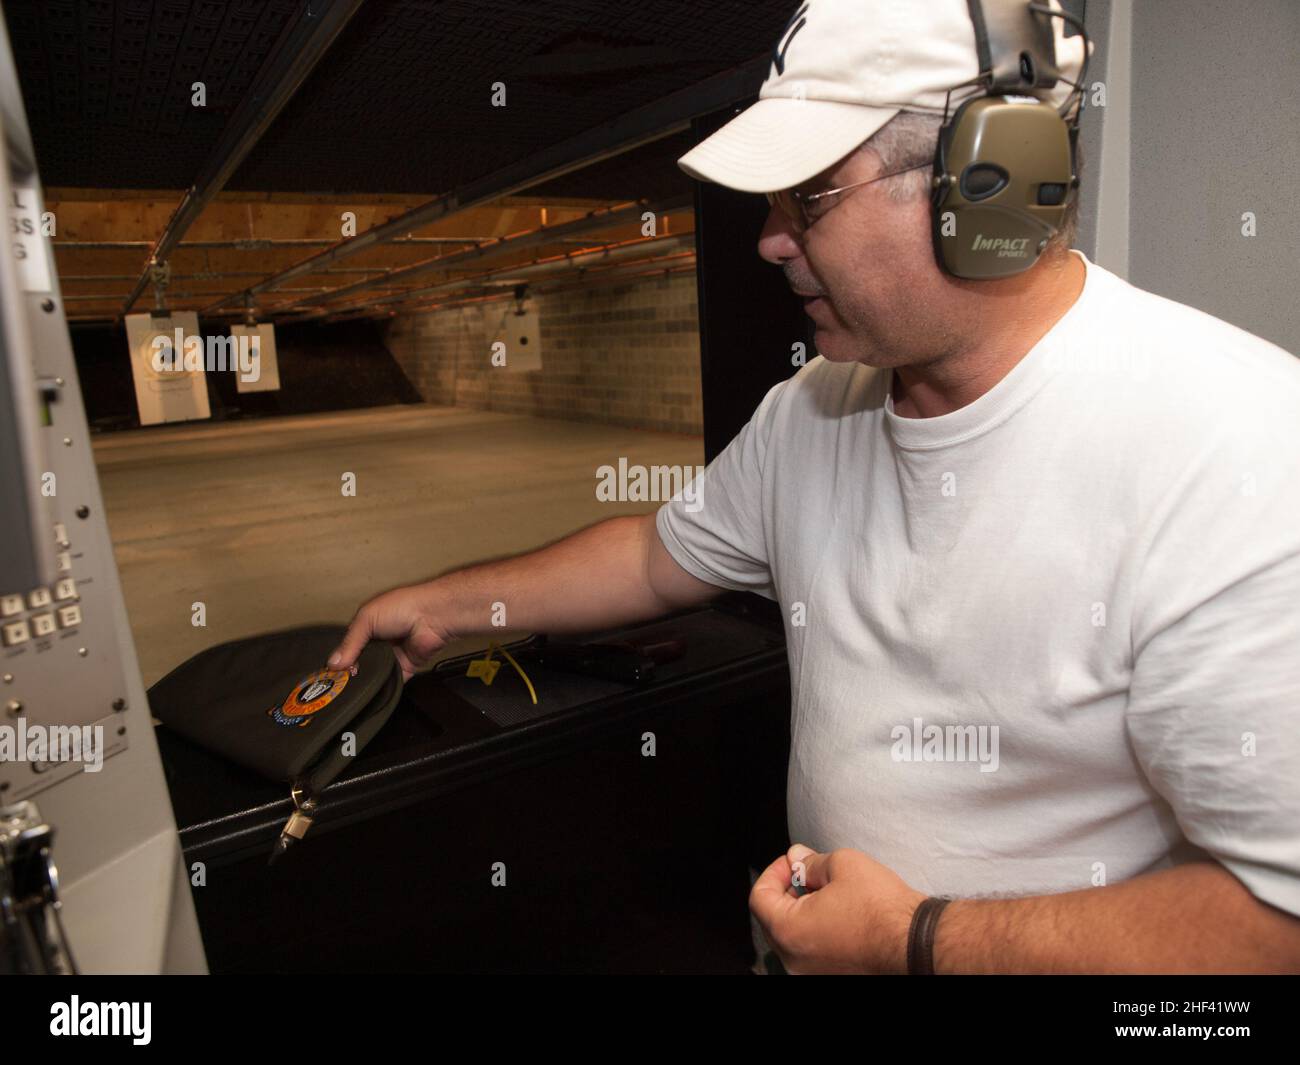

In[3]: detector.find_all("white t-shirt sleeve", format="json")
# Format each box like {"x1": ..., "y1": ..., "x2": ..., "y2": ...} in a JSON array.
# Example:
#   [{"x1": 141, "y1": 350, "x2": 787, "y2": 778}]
[
  {"x1": 1125, "y1": 440, "x2": 1300, "y2": 917},
  {"x1": 654, "y1": 379, "x2": 786, "y2": 600}
]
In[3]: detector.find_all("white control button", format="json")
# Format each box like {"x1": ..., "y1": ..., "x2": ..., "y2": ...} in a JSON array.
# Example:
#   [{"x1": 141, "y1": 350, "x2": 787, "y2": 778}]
[
  {"x1": 28, "y1": 588, "x2": 52, "y2": 610},
  {"x1": 1, "y1": 594, "x2": 23, "y2": 617},
  {"x1": 57, "y1": 605, "x2": 81, "y2": 629},
  {"x1": 54, "y1": 579, "x2": 77, "y2": 601},
  {"x1": 56, "y1": 552, "x2": 72, "y2": 573},
  {"x1": 53, "y1": 522, "x2": 68, "y2": 547},
  {"x1": 3, "y1": 620, "x2": 31, "y2": 646},
  {"x1": 31, "y1": 613, "x2": 56, "y2": 638}
]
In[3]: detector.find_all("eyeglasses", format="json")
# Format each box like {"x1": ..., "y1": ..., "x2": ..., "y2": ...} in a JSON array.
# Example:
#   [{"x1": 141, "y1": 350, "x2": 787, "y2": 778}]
[{"x1": 765, "y1": 161, "x2": 932, "y2": 234}]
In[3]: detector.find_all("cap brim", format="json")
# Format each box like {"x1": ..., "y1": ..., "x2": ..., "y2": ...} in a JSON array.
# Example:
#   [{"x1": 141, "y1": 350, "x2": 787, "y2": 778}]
[{"x1": 677, "y1": 96, "x2": 899, "y2": 193}]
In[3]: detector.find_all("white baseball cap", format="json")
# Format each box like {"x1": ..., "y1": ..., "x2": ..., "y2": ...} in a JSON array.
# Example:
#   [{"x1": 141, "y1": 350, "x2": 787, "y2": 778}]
[{"x1": 678, "y1": 0, "x2": 1087, "y2": 193}]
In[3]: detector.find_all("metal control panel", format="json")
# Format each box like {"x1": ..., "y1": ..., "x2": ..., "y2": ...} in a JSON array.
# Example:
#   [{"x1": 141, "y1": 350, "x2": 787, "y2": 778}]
[
  {"x1": 0, "y1": 125, "x2": 136, "y2": 797},
  {"x1": 0, "y1": 17, "x2": 205, "y2": 972}
]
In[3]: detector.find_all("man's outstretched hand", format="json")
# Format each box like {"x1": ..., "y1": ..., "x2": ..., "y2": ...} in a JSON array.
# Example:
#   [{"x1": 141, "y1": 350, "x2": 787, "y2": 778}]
[{"x1": 328, "y1": 583, "x2": 452, "y2": 682}]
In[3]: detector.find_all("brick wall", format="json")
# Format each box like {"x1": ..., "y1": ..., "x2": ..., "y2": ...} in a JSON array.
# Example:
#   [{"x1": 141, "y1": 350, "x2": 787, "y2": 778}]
[{"x1": 382, "y1": 270, "x2": 703, "y2": 434}]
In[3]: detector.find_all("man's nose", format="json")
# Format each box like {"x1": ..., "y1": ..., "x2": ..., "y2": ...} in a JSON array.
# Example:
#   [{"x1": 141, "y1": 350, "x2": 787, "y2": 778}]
[{"x1": 757, "y1": 202, "x2": 803, "y2": 265}]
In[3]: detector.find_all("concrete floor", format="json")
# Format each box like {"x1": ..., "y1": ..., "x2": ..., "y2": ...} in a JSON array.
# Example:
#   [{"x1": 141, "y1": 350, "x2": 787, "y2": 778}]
[{"x1": 92, "y1": 404, "x2": 705, "y2": 687}]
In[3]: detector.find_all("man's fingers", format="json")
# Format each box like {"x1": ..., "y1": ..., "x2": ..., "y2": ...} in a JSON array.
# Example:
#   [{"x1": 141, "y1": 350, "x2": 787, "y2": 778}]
[
  {"x1": 750, "y1": 853, "x2": 797, "y2": 928},
  {"x1": 328, "y1": 610, "x2": 374, "y2": 669},
  {"x1": 788, "y1": 844, "x2": 832, "y2": 892}
]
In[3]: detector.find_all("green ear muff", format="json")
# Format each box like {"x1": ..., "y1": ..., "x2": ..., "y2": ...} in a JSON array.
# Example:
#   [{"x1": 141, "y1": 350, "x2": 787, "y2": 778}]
[{"x1": 931, "y1": 94, "x2": 1077, "y2": 280}]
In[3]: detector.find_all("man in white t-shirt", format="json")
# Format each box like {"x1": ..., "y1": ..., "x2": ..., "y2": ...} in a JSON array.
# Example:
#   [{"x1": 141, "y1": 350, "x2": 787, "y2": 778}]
[
  {"x1": 655, "y1": 0, "x2": 1300, "y2": 974},
  {"x1": 332, "y1": 0, "x2": 1300, "y2": 973}
]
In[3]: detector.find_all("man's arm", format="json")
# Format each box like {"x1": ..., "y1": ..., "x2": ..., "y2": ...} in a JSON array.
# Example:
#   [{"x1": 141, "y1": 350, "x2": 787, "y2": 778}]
[
  {"x1": 933, "y1": 860, "x2": 1300, "y2": 974},
  {"x1": 335, "y1": 372, "x2": 784, "y2": 675},
  {"x1": 330, "y1": 512, "x2": 724, "y2": 674},
  {"x1": 428, "y1": 511, "x2": 724, "y2": 636},
  {"x1": 753, "y1": 847, "x2": 1300, "y2": 974}
]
